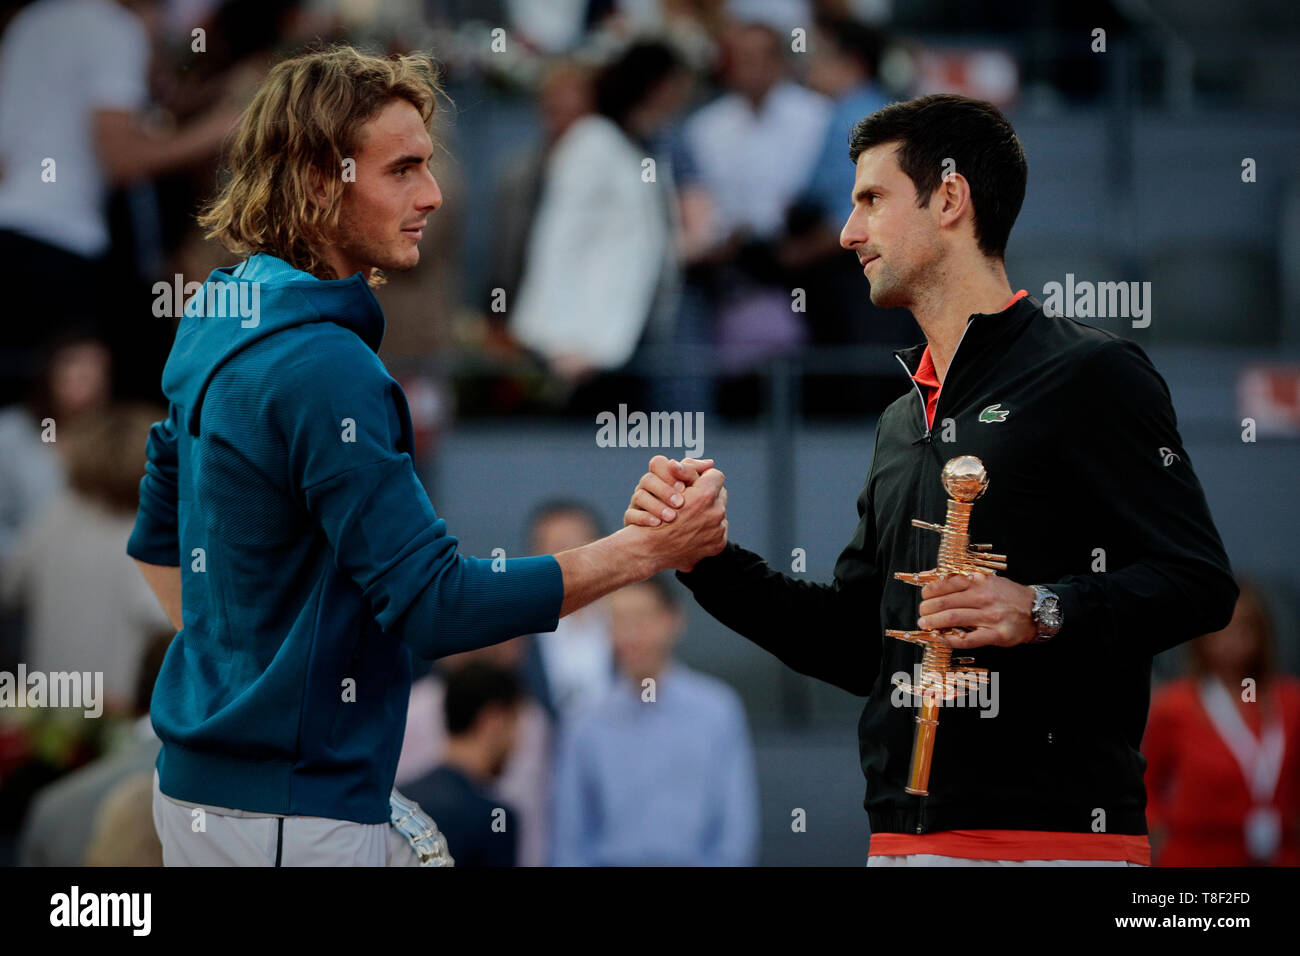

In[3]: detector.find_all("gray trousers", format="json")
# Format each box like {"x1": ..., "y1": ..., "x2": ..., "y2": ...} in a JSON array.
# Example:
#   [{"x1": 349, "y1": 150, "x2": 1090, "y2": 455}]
[{"x1": 151, "y1": 771, "x2": 420, "y2": 866}]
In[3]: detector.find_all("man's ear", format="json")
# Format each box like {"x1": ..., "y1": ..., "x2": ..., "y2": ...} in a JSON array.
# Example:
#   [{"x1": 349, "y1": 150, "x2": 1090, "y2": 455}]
[
  {"x1": 935, "y1": 173, "x2": 971, "y2": 230},
  {"x1": 306, "y1": 164, "x2": 331, "y2": 210}
]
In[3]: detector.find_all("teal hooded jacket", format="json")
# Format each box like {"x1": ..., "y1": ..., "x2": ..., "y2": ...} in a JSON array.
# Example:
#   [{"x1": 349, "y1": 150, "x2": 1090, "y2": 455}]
[{"x1": 127, "y1": 253, "x2": 562, "y2": 823}]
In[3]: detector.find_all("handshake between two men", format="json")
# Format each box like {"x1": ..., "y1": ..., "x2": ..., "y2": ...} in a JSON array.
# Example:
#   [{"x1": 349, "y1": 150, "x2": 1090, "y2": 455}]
[
  {"x1": 548, "y1": 456, "x2": 726, "y2": 618},
  {"x1": 611, "y1": 455, "x2": 1041, "y2": 650}
]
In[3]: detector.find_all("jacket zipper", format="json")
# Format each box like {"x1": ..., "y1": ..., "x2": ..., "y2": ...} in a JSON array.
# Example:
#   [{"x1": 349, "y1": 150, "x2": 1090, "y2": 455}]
[
  {"x1": 893, "y1": 316, "x2": 978, "y2": 443},
  {"x1": 890, "y1": 353, "x2": 933, "y2": 833},
  {"x1": 894, "y1": 318, "x2": 979, "y2": 833},
  {"x1": 894, "y1": 353, "x2": 932, "y2": 440}
]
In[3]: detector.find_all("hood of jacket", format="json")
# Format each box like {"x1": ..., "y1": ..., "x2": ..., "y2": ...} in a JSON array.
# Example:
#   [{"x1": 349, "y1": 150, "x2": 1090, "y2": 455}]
[{"x1": 161, "y1": 253, "x2": 385, "y2": 437}]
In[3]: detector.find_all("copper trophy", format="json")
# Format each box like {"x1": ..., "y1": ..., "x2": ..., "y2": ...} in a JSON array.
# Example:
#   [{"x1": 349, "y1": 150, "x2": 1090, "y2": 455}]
[{"x1": 885, "y1": 455, "x2": 1005, "y2": 796}]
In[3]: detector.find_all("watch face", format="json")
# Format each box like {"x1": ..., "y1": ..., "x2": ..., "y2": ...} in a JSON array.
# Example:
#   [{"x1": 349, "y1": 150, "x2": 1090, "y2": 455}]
[
  {"x1": 1039, "y1": 597, "x2": 1062, "y2": 627},
  {"x1": 1034, "y1": 590, "x2": 1062, "y2": 628}
]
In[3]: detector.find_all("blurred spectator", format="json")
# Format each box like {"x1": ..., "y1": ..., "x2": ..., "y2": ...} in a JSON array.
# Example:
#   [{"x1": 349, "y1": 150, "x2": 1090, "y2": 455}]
[
  {"x1": 395, "y1": 638, "x2": 555, "y2": 866},
  {"x1": 551, "y1": 574, "x2": 758, "y2": 865},
  {"x1": 798, "y1": 16, "x2": 889, "y2": 224},
  {"x1": 18, "y1": 629, "x2": 169, "y2": 866},
  {"x1": 521, "y1": 500, "x2": 615, "y2": 720},
  {"x1": 1144, "y1": 580, "x2": 1300, "y2": 866},
  {"x1": 0, "y1": 333, "x2": 111, "y2": 567},
  {"x1": 0, "y1": 402, "x2": 176, "y2": 711},
  {"x1": 509, "y1": 40, "x2": 692, "y2": 413},
  {"x1": 84, "y1": 770, "x2": 162, "y2": 865},
  {"x1": 506, "y1": 0, "x2": 589, "y2": 54},
  {"x1": 0, "y1": 333, "x2": 110, "y2": 672},
  {"x1": 585, "y1": 0, "x2": 722, "y2": 71},
  {"x1": 783, "y1": 16, "x2": 913, "y2": 413},
  {"x1": 487, "y1": 59, "x2": 594, "y2": 319},
  {"x1": 402, "y1": 662, "x2": 523, "y2": 867},
  {"x1": 684, "y1": 21, "x2": 828, "y2": 246},
  {"x1": 0, "y1": 0, "x2": 239, "y2": 407},
  {"x1": 680, "y1": 20, "x2": 830, "y2": 389},
  {"x1": 139, "y1": 1, "x2": 299, "y2": 356}
]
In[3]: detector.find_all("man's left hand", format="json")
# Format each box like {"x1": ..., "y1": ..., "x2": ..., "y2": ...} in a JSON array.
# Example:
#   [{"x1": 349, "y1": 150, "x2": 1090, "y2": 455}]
[{"x1": 916, "y1": 573, "x2": 1037, "y2": 648}]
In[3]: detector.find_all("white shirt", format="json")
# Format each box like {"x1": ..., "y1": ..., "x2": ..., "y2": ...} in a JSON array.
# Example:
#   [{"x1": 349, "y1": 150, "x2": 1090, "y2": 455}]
[
  {"x1": 0, "y1": 0, "x2": 149, "y2": 256},
  {"x1": 536, "y1": 603, "x2": 615, "y2": 720},
  {"x1": 685, "y1": 82, "x2": 831, "y2": 242},
  {"x1": 510, "y1": 114, "x2": 673, "y2": 369},
  {"x1": 504, "y1": 0, "x2": 587, "y2": 53}
]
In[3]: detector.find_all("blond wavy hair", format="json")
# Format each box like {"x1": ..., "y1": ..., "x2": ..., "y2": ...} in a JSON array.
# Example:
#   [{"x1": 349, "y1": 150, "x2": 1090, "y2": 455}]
[{"x1": 198, "y1": 45, "x2": 443, "y2": 285}]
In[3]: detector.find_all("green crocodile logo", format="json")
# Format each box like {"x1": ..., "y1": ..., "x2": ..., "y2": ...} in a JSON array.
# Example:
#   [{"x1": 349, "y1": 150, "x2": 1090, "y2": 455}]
[{"x1": 978, "y1": 403, "x2": 1010, "y2": 423}]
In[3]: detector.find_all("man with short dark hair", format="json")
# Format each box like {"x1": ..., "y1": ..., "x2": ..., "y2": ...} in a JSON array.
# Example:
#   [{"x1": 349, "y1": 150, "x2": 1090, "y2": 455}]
[
  {"x1": 401, "y1": 663, "x2": 524, "y2": 867},
  {"x1": 627, "y1": 94, "x2": 1238, "y2": 866}
]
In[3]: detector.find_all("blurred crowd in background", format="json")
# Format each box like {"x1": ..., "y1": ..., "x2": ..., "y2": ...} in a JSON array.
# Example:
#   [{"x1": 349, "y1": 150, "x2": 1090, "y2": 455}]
[{"x1": 0, "y1": 0, "x2": 1297, "y2": 866}]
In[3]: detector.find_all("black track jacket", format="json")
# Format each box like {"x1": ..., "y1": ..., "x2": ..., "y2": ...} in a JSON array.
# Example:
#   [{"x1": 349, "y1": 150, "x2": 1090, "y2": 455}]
[{"x1": 677, "y1": 293, "x2": 1238, "y2": 837}]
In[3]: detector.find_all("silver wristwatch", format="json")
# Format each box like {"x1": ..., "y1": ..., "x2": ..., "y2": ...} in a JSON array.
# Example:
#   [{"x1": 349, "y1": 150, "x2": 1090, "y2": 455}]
[{"x1": 1027, "y1": 585, "x2": 1063, "y2": 643}]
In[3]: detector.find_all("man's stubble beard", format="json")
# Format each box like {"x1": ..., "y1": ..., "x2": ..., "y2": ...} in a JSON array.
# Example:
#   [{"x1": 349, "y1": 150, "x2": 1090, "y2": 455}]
[
  {"x1": 867, "y1": 260, "x2": 907, "y2": 310},
  {"x1": 332, "y1": 205, "x2": 420, "y2": 277},
  {"x1": 868, "y1": 241, "x2": 943, "y2": 312}
]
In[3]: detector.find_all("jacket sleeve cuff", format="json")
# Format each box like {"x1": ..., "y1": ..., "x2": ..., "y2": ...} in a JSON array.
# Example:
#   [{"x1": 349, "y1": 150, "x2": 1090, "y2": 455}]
[
  {"x1": 126, "y1": 519, "x2": 180, "y2": 567},
  {"x1": 399, "y1": 552, "x2": 566, "y2": 660},
  {"x1": 493, "y1": 554, "x2": 565, "y2": 637},
  {"x1": 1047, "y1": 580, "x2": 1102, "y2": 647},
  {"x1": 675, "y1": 542, "x2": 743, "y2": 591}
]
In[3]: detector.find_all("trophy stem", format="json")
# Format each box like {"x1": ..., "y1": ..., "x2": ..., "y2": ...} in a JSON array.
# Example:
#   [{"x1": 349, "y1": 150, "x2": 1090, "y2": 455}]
[
  {"x1": 905, "y1": 695, "x2": 940, "y2": 796},
  {"x1": 904, "y1": 640, "x2": 950, "y2": 796}
]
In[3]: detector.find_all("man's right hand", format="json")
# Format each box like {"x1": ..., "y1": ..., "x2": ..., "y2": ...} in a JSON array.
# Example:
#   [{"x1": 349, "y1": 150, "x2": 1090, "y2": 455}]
[
  {"x1": 554, "y1": 459, "x2": 726, "y2": 617},
  {"x1": 623, "y1": 456, "x2": 726, "y2": 573},
  {"x1": 624, "y1": 455, "x2": 716, "y2": 528}
]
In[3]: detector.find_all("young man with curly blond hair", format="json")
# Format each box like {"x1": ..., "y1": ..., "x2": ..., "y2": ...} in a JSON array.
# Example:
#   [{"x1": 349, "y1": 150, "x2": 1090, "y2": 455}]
[{"x1": 128, "y1": 46, "x2": 727, "y2": 866}]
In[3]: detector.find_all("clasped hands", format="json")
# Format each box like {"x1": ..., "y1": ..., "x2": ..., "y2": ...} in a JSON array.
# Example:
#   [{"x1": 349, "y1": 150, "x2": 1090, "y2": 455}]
[
  {"x1": 624, "y1": 456, "x2": 1038, "y2": 647},
  {"x1": 623, "y1": 455, "x2": 727, "y2": 573}
]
